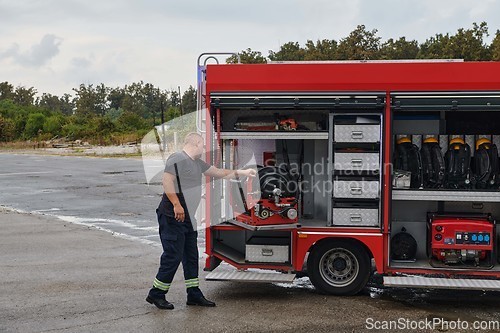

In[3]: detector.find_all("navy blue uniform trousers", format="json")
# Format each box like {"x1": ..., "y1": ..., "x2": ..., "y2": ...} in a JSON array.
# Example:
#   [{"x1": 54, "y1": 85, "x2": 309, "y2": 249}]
[{"x1": 149, "y1": 210, "x2": 202, "y2": 299}]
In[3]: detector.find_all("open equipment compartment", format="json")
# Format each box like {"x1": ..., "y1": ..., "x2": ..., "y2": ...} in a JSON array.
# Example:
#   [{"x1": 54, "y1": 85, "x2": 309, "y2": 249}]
[
  {"x1": 208, "y1": 92, "x2": 330, "y2": 265},
  {"x1": 208, "y1": 92, "x2": 386, "y2": 265},
  {"x1": 389, "y1": 92, "x2": 500, "y2": 271}
]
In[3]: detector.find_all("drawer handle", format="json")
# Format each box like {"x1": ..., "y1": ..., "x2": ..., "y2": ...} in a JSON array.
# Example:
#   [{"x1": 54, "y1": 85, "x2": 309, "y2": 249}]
[
  {"x1": 261, "y1": 248, "x2": 273, "y2": 256},
  {"x1": 351, "y1": 131, "x2": 364, "y2": 139},
  {"x1": 350, "y1": 214, "x2": 363, "y2": 223},
  {"x1": 351, "y1": 159, "x2": 363, "y2": 167},
  {"x1": 350, "y1": 187, "x2": 363, "y2": 195}
]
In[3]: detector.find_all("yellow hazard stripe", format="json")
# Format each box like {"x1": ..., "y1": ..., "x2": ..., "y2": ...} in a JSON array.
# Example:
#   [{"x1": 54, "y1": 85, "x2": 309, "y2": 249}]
[
  {"x1": 153, "y1": 278, "x2": 171, "y2": 291},
  {"x1": 185, "y1": 278, "x2": 199, "y2": 288}
]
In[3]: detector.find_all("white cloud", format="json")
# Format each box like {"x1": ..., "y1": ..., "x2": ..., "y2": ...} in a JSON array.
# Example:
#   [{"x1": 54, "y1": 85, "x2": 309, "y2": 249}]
[{"x1": 0, "y1": 34, "x2": 62, "y2": 67}]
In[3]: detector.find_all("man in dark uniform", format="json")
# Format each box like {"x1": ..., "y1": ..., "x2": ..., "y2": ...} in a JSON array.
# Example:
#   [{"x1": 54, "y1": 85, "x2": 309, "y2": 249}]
[{"x1": 146, "y1": 132, "x2": 255, "y2": 309}]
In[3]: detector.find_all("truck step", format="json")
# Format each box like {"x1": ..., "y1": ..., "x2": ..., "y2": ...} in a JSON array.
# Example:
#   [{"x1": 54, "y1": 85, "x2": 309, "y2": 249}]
[
  {"x1": 205, "y1": 267, "x2": 296, "y2": 283},
  {"x1": 384, "y1": 276, "x2": 500, "y2": 291}
]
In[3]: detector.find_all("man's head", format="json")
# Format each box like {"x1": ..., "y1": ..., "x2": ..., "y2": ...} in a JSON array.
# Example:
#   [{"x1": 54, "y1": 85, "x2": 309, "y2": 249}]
[{"x1": 183, "y1": 132, "x2": 204, "y2": 159}]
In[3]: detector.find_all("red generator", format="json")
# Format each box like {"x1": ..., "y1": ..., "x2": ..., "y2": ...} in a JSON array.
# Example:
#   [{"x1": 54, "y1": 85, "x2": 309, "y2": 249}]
[{"x1": 428, "y1": 214, "x2": 495, "y2": 267}]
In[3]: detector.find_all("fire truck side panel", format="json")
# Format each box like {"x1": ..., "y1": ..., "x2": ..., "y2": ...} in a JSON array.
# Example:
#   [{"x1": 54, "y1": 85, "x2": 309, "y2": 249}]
[
  {"x1": 202, "y1": 61, "x2": 500, "y2": 282},
  {"x1": 293, "y1": 230, "x2": 385, "y2": 273}
]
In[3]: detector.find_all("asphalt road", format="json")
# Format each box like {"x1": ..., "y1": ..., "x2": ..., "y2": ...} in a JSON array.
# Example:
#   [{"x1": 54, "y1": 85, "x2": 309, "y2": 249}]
[
  {"x1": 0, "y1": 152, "x2": 163, "y2": 245},
  {"x1": 2, "y1": 152, "x2": 500, "y2": 332}
]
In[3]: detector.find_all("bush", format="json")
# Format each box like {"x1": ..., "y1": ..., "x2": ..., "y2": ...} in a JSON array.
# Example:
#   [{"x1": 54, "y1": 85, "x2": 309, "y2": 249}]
[
  {"x1": 62, "y1": 122, "x2": 92, "y2": 140},
  {"x1": 92, "y1": 116, "x2": 116, "y2": 135},
  {"x1": 43, "y1": 115, "x2": 66, "y2": 137},
  {"x1": 24, "y1": 113, "x2": 46, "y2": 138},
  {"x1": 0, "y1": 116, "x2": 15, "y2": 142},
  {"x1": 117, "y1": 111, "x2": 148, "y2": 131}
]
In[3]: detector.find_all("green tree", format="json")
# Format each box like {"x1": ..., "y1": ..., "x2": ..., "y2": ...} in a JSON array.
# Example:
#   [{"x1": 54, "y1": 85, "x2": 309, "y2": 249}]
[
  {"x1": 0, "y1": 115, "x2": 15, "y2": 141},
  {"x1": 93, "y1": 116, "x2": 115, "y2": 135},
  {"x1": 24, "y1": 113, "x2": 46, "y2": 138},
  {"x1": 117, "y1": 111, "x2": 147, "y2": 131},
  {"x1": 380, "y1": 37, "x2": 420, "y2": 59},
  {"x1": 166, "y1": 106, "x2": 180, "y2": 121},
  {"x1": 73, "y1": 83, "x2": 109, "y2": 116},
  {"x1": 418, "y1": 22, "x2": 490, "y2": 60},
  {"x1": 181, "y1": 86, "x2": 197, "y2": 114},
  {"x1": 447, "y1": 22, "x2": 490, "y2": 60},
  {"x1": 0, "y1": 82, "x2": 14, "y2": 101},
  {"x1": 227, "y1": 48, "x2": 267, "y2": 64},
  {"x1": 37, "y1": 93, "x2": 62, "y2": 112},
  {"x1": 268, "y1": 42, "x2": 305, "y2": 61},
  {"x1": 59, "y1": 93, "x2": 75, "y2": 115},
  {"x1": 122, "y1": 82, "x2": 147, "y2": 117},
  {"x1": 13, "y1": 86, "x2": 37, "y2": 106},
  {"x1": 43, "y1": 115, "x2": 66, "y2": 136},
  {"x1": 304, "y1": 39, "x2": 338, "y2": 60},
  {"x1": 107, "y1": 87, "x2": 126, "y2": 110},
  {"x1": 105, "y1": 107, "x2": 124, "y2": 121},
  {"x1": 336, "y1": 25, "x2": 381, "y2": 60},
  {"x1": 491, "y1": 30, "x2": 500, "y2": 61},
  {"x1": 142, "y1": 83, "x2": 165, "y2": 126},
  {"x1": 418, "y1": 33, "x2": 452, "y2": 59},
  {"x1": 168, "y1": 89, "x2": 181, "y2": 110}
]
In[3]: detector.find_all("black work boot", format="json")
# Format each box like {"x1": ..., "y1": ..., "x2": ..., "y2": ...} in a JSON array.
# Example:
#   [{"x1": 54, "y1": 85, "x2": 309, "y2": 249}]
[
  {"x1": 186, "y1": 288, "x2": 216, "y2": 307},
  {"x1": 186, "y1": 295, "x2": 216, "y2": 307},
  {"x1": 146, "y1": 295, "x2": 174, "y2": 310}
]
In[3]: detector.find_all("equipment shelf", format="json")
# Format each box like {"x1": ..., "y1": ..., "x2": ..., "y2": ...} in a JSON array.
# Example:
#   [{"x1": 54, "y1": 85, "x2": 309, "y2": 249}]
[
  {"x1": 392, "y1": 189, "x2": 500, "y2": 202},
  {"x1": 219, "y1": 131, "x2": 328, "y2": 140}
]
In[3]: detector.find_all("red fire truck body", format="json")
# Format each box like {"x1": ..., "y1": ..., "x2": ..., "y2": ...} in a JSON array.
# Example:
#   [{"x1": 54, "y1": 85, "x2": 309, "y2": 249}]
[{"x1": 199, "y1": 57, "x2": 500, "y2": 294}]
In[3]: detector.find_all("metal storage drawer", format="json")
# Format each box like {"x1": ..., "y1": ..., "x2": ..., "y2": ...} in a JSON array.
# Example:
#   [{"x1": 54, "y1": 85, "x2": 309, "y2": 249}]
[
  {"x1": 334, "y1": 124, "x2": 380, "y2": 143},
  {"x1": 245, "y1": 244, "x2": 289, "y2": 263},
  {"x1": 333, "y1": 180, "x2": 380, "y2": 199},
  {"x1": 332, "y1": 208, "x2": 379, "y2": 227},
  {"x1": 334, "y1": 152, "x2": 379, "y2": 171}
]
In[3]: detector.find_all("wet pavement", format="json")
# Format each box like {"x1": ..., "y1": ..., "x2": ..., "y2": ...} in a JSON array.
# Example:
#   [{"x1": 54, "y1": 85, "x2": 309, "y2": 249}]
[
  {"x1": 1, "y1": 152, "x2": 500, "y2": 332},
  {"x1": 0, "y1": 153, "x2": 162, "y2": 244}
]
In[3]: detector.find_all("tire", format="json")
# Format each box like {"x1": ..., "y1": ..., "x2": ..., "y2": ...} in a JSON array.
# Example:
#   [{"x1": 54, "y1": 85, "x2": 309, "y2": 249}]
[{"x1": 307, "y1": 239, "x2": 371, "y2": 296}]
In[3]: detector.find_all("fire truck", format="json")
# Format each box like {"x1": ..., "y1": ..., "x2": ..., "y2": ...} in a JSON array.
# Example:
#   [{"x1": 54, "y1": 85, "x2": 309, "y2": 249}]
[{"x1": 197, "y1": 53, "x2": 500, "y2": 295}]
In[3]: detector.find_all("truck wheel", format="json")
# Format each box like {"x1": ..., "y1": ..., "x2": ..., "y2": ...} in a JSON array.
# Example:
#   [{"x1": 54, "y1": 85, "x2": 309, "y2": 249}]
[{"x1": 307, "y1": 240, "x2": 370, "y2": 295}]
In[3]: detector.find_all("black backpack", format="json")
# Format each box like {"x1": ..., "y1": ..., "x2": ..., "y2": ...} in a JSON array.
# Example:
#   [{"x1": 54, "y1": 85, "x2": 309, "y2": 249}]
[
  {"x1": 474, "y1": 139, "x2": 499, "y2": 189},
  {"x1": 420, "y1": 140, "x2": 445, "y2": 188},
  {"x1": 394, "y1": 139, "x2": 423, "y2": 189},
  {"x1": 444, "y1": 139, "x2": 471, "y2": 189}
]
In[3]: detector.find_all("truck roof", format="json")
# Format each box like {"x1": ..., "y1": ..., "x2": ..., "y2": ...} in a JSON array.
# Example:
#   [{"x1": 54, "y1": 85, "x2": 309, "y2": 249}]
[{"x1": 206, "y1": 61, "x2": 500, "y2": 92}]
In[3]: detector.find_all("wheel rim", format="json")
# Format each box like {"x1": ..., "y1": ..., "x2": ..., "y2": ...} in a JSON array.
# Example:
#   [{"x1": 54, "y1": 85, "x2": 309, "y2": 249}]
[{"x1": 319, "y1": 247, "x2": 359, "y2": 288}]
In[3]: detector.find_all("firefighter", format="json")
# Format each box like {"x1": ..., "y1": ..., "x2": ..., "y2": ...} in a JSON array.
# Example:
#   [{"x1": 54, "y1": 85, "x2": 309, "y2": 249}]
[{"x1": 146, "y1": 132, "x2": 256, "y2": 309}]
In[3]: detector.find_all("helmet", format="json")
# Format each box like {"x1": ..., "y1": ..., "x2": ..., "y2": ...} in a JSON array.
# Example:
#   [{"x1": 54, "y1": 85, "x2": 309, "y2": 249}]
[{"x1": 476, "y1": 137, "x2": 491, "y2": 150}]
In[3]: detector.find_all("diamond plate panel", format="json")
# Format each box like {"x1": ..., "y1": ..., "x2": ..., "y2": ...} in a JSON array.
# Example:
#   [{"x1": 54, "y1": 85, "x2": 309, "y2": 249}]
[
  {"x1": 334, "y1": 180, "x2": 380, "y2": 199},
  {"x1": 384, "y1": 276, "x2": 500, "y2": 291},
  {"x1": 332, "y1": 208, "x2": 379, "y2": 227},
  {"x1": 334, "y1": 152, "x2": 380, "y2": 171},
  {"x1": 334, "y1": 124, "x2": 380, "y2": 143},
  {"x1": 206, "y1": 269, "x2": 296, "y2": 283},
  {"x1": 245, "y1": 245, "x2": 289, "y2": 263}
]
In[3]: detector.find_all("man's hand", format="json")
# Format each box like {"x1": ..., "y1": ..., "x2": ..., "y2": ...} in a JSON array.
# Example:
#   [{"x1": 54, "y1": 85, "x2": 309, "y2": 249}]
[
  {"x1": 173, "y1": 203, "x2": 185, "y2": 222},
  {"x1": 238, "y1": 169, "x2": 257, "y2": 178}
]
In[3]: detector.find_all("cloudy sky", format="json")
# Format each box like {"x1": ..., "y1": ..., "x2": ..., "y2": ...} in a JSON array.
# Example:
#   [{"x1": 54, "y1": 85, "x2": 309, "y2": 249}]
[{"x1": 1, "y1": 0, "x2": 499, "y2": 96}]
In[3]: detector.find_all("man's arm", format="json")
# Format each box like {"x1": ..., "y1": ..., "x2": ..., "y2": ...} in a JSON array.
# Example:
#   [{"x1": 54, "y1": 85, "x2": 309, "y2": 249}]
[
  {"x1": 163, "y1": 172, "x2": 185, "y2": 222},
  {"x1": 204, "y1": 166, "x2": 256, "y2": 179}
]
